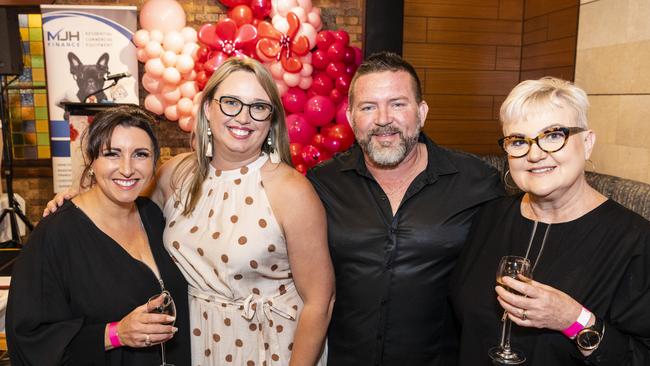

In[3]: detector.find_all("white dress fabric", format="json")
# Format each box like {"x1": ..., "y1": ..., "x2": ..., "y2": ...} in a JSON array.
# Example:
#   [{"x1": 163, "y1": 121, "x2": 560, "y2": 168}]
[{"x1": 163, "y1": 154, "x2": 323, "y2": 366}]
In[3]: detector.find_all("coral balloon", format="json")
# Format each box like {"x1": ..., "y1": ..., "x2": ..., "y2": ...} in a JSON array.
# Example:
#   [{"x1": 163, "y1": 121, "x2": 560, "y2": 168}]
[
  {"x1": 133, "y1": 29, "x2": 150, "y2": 47},
  {"x1": 229, "y1": 5, "x2": 254, "y2": 27},
  {"x1": 175, "y1": 54, "x2": 195, "y2": 73},
  {"x1": 297, "y1": 0, "x2": 313, "y2": 12},
  {"x1": 282, "y1": 87, "x2": 307, "y2": 114},
  {"x1": 162, "y1": 67, "x2": 181, "y2": 85},
  {"x1": 163, "y1": 31, "x2": 184, "y2": 53},
  {"x1": 144, "y1": 93, "x2": 165, "y2": 115},
  {"x1": 290, "y1": 7, "x2": 307, "y2": 22},
  {"x1": 353, "y1": 46, "x2": 363, "y2": 65},
  {"x1": 286, "y1": 113, "x2": 317, "y2": 145},
  {"x1": 179, "y1": 80, "x2": 198, "y2": 98},
  {"x1": 161, "y1": 85, "x2": 181, "y2": 104},
  {"x1": 310, "y1": 74, "x2": 333, "y2": 96},
  {"x1": 250, "y1": 0, "x2": 272, "y2": 19},
  {"x1": 140, "y1": 0, "x2": 186, "y2": 32},
  {"x1": 304, "y1": 95, "x2": 336, "y2": 127},
  {"x1": 177, "y1": 97, "x2": 194, "y2": 115},
  {"x1": 145, "y1": 58, "x2": 165, "y2": 76},
  {"x1": 164, "y1": 104, "x2": 180, "y2": 121},
  {"x1": 142, "y1": 72, "x2": 163, "y2": 94},
  {"x1": 195, "y1": 71, "x2": 208, "y2": 90},
  {"x1": 196, "y1": 45, "x2": 210, "y2": 62},
  {"x1": 178, "y1": 116, "x2": 194, "y2": 132}
]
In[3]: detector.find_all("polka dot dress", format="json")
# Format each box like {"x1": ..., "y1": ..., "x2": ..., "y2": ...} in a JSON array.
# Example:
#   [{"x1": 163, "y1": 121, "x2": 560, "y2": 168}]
[{"x1": 163, "y1": 154, "x2": 321, "y2": 366}]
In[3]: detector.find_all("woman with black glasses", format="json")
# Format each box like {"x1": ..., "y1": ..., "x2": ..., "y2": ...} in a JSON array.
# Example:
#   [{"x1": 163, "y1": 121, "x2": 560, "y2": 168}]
[{"x1": 450, "y1": 77, "x2": 650, "y2": 365}]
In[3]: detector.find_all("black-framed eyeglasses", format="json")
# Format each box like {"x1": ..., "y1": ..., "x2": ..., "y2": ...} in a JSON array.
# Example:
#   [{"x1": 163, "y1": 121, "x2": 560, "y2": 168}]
[
  {"x1": 214, "y1": 95, "x2": 274, "y2": 122},
  {"x1": 498, "y1": 127, "x2": 587, "y2": 158}
]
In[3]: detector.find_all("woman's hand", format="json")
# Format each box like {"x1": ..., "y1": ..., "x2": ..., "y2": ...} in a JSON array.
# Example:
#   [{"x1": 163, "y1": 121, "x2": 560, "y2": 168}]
[
  {"x1": 42, "y1": 189, "x2": 78, "y2": 217},
  {"x1": 495, "y1": 276, "x2": 583, "y2": 332},
  {"x1": 106, "y1": 297, "x2": 177, "y2": 349}
]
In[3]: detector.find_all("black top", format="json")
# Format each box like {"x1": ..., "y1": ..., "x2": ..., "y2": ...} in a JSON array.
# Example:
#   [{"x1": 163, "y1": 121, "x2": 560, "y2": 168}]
[
  {"x1": 450, "y1": 195, "x2": 650, "y2": 366},
  {"x1": 308, "y1": 134, "x2": 504, "y2": 366},
  {"x1": 7, "y1": 198, "x2": 191, "y2": 366}
]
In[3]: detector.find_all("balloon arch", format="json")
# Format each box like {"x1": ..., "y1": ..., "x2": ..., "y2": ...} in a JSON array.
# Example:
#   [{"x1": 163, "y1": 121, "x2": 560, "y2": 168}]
[{"x1": 133, "y1": 0, "x2": 360, "y2": 173}]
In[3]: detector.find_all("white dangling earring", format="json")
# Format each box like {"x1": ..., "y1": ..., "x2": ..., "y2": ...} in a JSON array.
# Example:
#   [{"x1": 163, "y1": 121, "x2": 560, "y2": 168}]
[
  {"x1": 206, "y1": 127, "x2": 214, "y2": 158},
  {"x1": 267, "y1": 130, "x2": 280, "y2": 163}
]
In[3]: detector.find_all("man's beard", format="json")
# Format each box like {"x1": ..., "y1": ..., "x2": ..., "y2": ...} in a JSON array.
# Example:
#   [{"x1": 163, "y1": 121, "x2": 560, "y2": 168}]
[{"x1": 354, "y1": 124, "x2": 420, "y2": 168}]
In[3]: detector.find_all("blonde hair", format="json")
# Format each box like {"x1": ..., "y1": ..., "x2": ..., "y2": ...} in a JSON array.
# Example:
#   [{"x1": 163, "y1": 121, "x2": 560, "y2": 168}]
[
  {"x1": 172, "y1": 56, "x2": 291, "y2": 216},
  {"x1": 500, "y1": 76, "x2": 589, "y2": 128}
]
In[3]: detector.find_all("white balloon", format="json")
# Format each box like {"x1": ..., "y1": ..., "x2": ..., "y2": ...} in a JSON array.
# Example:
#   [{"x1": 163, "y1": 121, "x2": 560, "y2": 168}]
[
  {"x1": 297, "y1": 0, "x2": 313, "y2": 12},
  {"x1": 149, "y1": 29, "x2": 164, "y2": 43},
  {"x1": 272, "y1": 15, "x2": 289, "y2": 34},
  {"x1": 300, "y1": 63, "x2": 313, "y2": 77},
  {"x1": 181, "y1": 27, "x2": 198, "y2": 43},
  {"x1": 283, "y1": 72, "x2": 300, "y2": 87},
  {"x1": 161, "y1": 50, "x2": 178, "y2": 67},
  {"x1": 290, "y1": 7, "x2": 307, "y2": 22},
  {"x1": 298, "y1": 75, "x2": 312, "y2": 89}
]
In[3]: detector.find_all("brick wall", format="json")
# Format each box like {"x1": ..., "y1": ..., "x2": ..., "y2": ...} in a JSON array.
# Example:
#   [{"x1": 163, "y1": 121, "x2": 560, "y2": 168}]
[{"x1": 11, "y1": 0, "x2": 364, "y2": 226}]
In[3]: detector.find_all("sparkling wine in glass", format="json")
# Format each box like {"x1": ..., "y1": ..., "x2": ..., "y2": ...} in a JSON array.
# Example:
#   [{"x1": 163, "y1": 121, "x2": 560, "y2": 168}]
[
  {"x1": 148, "y1": 290, "x2": 176, "y2": 366},
  {"x1": 488, "y1": 255, "x2": 532, "y2": 365}
]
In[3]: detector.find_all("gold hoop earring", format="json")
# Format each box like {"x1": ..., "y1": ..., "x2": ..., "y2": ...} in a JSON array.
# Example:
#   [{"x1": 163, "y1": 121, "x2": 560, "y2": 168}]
[
  {"x1": 205, "y1": 127, "x2": 213, "y2": 158},
  {"x1": 504, "y1": 169, "x2": 519, "y2": 190},
  {"x1": 586, "y1": 159, "x2": 596, "y2": 172}
]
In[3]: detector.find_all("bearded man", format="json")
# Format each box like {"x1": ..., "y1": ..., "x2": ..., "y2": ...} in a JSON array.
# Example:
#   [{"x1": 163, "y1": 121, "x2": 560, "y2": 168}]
[{"x1": 307, "y1": 52, "x2": 504, "y2": 366}]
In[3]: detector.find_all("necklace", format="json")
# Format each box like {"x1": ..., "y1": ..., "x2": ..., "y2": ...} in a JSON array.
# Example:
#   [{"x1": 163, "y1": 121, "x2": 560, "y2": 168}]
[{"x1": 523, "y1": 220, "x2": 552, "y2": 274}]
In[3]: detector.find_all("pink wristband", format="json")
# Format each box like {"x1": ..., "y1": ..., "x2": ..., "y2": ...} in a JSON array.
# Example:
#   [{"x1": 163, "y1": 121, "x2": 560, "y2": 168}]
[
  {"x1": 108, "y1": 322, "x2": 123, "y2": 348},
  {"x1": 562, "y1": 306, "x2": 591, "y2": 338}
]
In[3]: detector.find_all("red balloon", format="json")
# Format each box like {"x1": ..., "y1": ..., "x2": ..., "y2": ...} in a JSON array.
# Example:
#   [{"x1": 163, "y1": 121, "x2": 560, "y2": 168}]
[
  {"x1": 221, "y1": 0, "x2": 250, "y2": 6},
  {"x1": 304, "y1": 95, "x2": 336, "y2": 127},
  {"x1": 301, "y1": 145, "x2": 323, "y2": 168},
  {"x1": 194, "y1": 61, "x2": 204, "y2": 72},
  {"x1": 312, "y1": 50, "x2": 329, "y2": 70},
  {"x1": 335, "y1": 74, "x2": 352, "y2": 93},
  {"x1": 329, "y1": 88, "x2": 344, "y2": 104},
  {"x1": 282, "y1": 87, "x2": 307, "y2": 114},
  {"x1": 290, "y1": 142, "x2": 303, "y2": 166},
  {"x1": 311, "y1": 133, "x2": 327, "y2": 151},
  {"x1": 345, "y1": 64, "x2": 357, "y2": 76},
  {"x1": 286, "y1": 113, "x2": 317, "y2": 145},
  {"x1": 353, "y1": 46, "x2": 363, "y2": 66},
  {"x1": 327, "y1": 41, "x2": 347, "y2": 63},
  {"x1": 334, "y1": 29, "x2": 350, "y2": 45},
  {"x1": 196, "y1": 45, "x2": 210, "y2": 62},
  {"x1": 316, "y1": 30, "x2": 336, "y2": 50},
  {"x1": 325, "y1": 123, "x2": 355, "y2": 152},
  {"x1": 343, "y1": 47, "x2": 355, "y2": 65},
  {"x1": 336, "y1": 100, "x2": 349, "y2": 125},
  {"x1": 306, "y1": 88, "x2": 319, "y2": 99},
  {"x1": 228, "y1": 5, "x2": 254, "y2": 26},
  {"x1": 326, "y1": 62, "x2": 346, "y2": 79},
  {"x1": 250, "y1": 0, "x2": 271, "y2": 19},
  {"x1": 295, "y1": 163, "x2": 307, "y2": 175},
  {"x1": 196, "y1": 71, "x2": 208, "y2": 90},
  {"x1": 310, "y1": 74, "x2": 334, "y2": 96}
]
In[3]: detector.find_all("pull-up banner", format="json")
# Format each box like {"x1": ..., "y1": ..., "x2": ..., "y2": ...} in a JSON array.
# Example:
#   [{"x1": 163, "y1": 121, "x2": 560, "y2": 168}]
[{"x1": 41, "y1": 5, "x2": 139, "y2": 193}]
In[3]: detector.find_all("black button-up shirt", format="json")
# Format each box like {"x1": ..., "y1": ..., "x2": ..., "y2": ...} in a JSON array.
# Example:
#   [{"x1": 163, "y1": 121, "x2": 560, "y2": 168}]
[{"x1": 308, "y1": 134, "x2": 504, "y2": 366}]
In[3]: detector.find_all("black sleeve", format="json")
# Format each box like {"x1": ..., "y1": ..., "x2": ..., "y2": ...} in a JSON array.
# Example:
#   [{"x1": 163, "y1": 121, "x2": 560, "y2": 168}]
[{"x1": 7, "y1": 218, "x2": 106, "y2": 366}]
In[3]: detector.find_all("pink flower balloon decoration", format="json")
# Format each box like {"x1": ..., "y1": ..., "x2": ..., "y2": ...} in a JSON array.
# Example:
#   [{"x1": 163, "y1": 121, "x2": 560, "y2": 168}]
[
  {"x1": 256, "y1": 12, "x2": 310, "y2": 73},
  {"x1": 198, "y1": 18, "x2": 258, "y2": 71}
]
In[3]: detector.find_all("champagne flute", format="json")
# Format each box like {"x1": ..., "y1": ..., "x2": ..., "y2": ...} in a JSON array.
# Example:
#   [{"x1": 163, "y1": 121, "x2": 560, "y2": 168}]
[
  {"x1": 147, "y1": 290, "x2": 176, "y2": 366},
  {"x1": 488, "y1": 255, "x2": 532, "y2": 365}
]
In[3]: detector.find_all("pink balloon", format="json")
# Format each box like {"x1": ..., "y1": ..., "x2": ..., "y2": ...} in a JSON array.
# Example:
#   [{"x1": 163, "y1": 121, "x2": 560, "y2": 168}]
[
  {"x1": 164, "y1": 104, "x2": 180, "y2": 121},
  {"x1": 178, "y1": 116, "x2": 194, "y2": 132},
  {"x1": 290, "y1": 7, "x2": 307, "y2": 22},
  {"x1": 145, "y1": 41, "x2": 163, "y2": 59},
  {"x1": 181, "y1": 42, "x2": 199, "y2": 56},
  {"x1": 334, "y1": 29, "x2": 350, "y2": 45},
  {"x1": 175, "y1": 54, "x2": 194, "y2": 73},
  {"x1": 162, "y1": 67, "x2": 181, "y2": 85},
  {"x1": 161, "y1": 51, "x2": 178, "y2": 67},
  {"x1": 300, "y1": 63, "x2": 313, "y2": 77},
  {"x1": 177, "y1": 97, "x2": 194, "y2": 115},
  {"x1": 286, "y1": 113, "x2": 317, "y2": 145},
  {"x1": 329, "y1": 88, "x2": 344, "y2": 104},
  {"x1": 310, "y1": 74, "x2": 333, "y2": 96},
  {"x1": 179, "y1": 81, "x2": 198, "y2": 98},
  {"x1": 133, "y1": 29, "x2": 150, "y2": 48},
  {"x1": 335, "y1": 74, "x2": 351, "y2": 93},
  {"x1": 270, "y1": 62, "x2": 284, "y2": 79},
  {"x1": 298, "y1": 0, "x2": 313, "y2": 12},
  {"x1": 282, "y1": 87, "x2": 307, "y2": 114},
  {"x1": 343, "y1": 47, "x2": 355, "y2": 65},
  {"x1": 312, "y1": 50, "x2": 329, "y2": 70},
  {"x1": 336, "y1": 100, "x2": 350, "y2": 125},
  {"x1": 326, "y1": 62, "x2": 346, "y2": 79},
  {"x1": 353, "y1": 46, "x2": 363, "y2": 66},
  {"x1": 327, "y1": 41, "x2": 346, "y2": 63},
  {"x1": 142, "y1": 72, "x2": 163, "y2": 94},
  {"x1": 300, "y1": 23, "x2": 317, "y2": 48},
  {"x1": 140, "y1": 0, "x2": 186, "y2": 32},
  {"x1": 161, "y1": 85, "x2": 181, "y2": 104},
  {"x1": 144, "y1": 93, "x2": 165, "y2": 115},
  {"x1": 136, "y1": 49, "x2": 150, "y2": 63},
  {"x1": 180, "y1": 27, "x2": 197, "y2": 43},
  {"x1": 163, "y1": 31, "x2": 184, "y2": 53},
  {"x1": 283, "y1": 72, "x2": 301, "y2": 87},
  {"x1": 149, "y1": 30, "x2": 164, "y2": 43},
  {"x1": 298, "y1": 75, "x2": 312, "y2": 90},
  {"x1": 304, "y1": 95, "x2": 336, "y2": 127},
  {"x1": 145, "y1": 58, "x2": 165, "y2": 77}
]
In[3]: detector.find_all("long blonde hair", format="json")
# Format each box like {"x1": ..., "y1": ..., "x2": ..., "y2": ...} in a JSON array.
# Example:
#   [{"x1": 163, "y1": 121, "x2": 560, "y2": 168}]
[{"x1": 172, "y1": 57, "x2": 291, "y2": 216}]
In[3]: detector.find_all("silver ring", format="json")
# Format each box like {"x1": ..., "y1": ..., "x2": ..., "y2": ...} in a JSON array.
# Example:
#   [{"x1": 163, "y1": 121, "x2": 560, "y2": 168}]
[
  {"x1": 145, "y1": 334, "x2": 151, "y2": 346},
  {"x1": 522, "y1": 309, "x2": 527, "y2": 321}
]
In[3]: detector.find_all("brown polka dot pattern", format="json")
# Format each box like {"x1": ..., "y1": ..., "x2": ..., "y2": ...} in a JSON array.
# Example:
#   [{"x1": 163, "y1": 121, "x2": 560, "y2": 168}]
[
  {"x1": 247, "y1": 361, "x2": 255, "y2": 366},
  {"x1": 240, "y1": 166, "x2": 249, "y2": 174},
  {"x1": 252, "y1": 288, "x2": 260, "y2": 295},
  {"x1": 215, "y1": 170, "x2": 222, "y2": 177},
  {"x1": 271, "y1": 264, "x2": 278, "y2": 271},
  {"x1": 249, "y1": 323, "x2": 258, "y2": 331},
  {"x1": 238, "y1": 236, "x2": 247, "y2": 245},
  {"x1": 234, "y1": 274, "x2": 243, "y2": 280},
  {"x1": 208, "y1": 188, "x2": 213, "y2": 196},
  {"x1": 172, "y1": 241, "x2": 180, "y2": 250},
  {"x1": 213, "y1": 333, "x2": 220, "y2": 342},
  {"x1": 272, "y1": 354, "x2": 280, "y2": 361},
  {"x1": 250, "y1": 260, "x2": 258, "y2": 269},
  {"x1": 197, "y1": 248, "x2": 204, "y2": 256},
  {"x1": 234, "y1": 178, "x2": 242, "y2": 185},
  {"x1": 190, "y1": 226, "x2": 198, "y2": 233},
  {"x1": 230, "y1": 215, "x2": 238, "y2": 223},
  {"x1": 288, "y1": 342, "x2": 293, "y2": 351},
  {"x1": 259, "y1": 219, "x2": 267, "y2": 228},
  {"x1": 193, "y1": 328, "x2": 201, "y2": 336},
  {"x1": 168, "y1": 220, "x2": 176, "y2": 228},
  {"x1": 223, "y1": 192, "x2": 229, "y2": 200},
  {"x1": 221, "y1": 254, "x2": 229, "y2": 263},
  {"x1": 279, "y1": 284, "x2": 286, "y2": 295},
  {"x1": 225, "y1": 354, "x2": 232, "y2": 362},
  {"x1": 235, "y1": 339, "x2": 243, "y2": 347},
  {"x1": 268, "y1": 244, "x2": 276, "y2": 252},
  {"x1": 212, "y1": 231, "x2": 220, "y2": 239},
  {"x1": 224, "y1": 318, "x2": 231, "y2": 326},
  {"x1": 173, "y1": 201, "x2": 180, "y2": 208},
  {"x1": 245, "y1": 196, "x2": 254, "y2": 205},
  {"x1": 203, "y1": 311, "x2": 208, "y2": 320},
  {"x1": 276, "y1": 325, "x2": 284, "y2": 333},
  {"x1": 205, "y1": 349, "x2": 211, "y2": 357},
  {"x1": 208, "y1": 209, "x2": 214, "y2": 218}
]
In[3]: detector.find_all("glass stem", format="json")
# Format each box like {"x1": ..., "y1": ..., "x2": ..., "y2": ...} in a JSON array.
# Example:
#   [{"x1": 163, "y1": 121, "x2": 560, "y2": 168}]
[
  {"x1": 161, "y1": 343, "x2": 166, "y2": 365},
  {"x1": 501, "y1": 316, "x2": 513, "y2": 353}
]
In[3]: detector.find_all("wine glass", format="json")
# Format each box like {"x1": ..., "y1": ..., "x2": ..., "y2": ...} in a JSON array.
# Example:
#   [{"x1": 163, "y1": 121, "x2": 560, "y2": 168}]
[
  {"x1": 148, "y1": 290, "x2": 176, "y2": 366},
  {"x1": 488, "y1": 255, "x2": 532, "y2": 365}
]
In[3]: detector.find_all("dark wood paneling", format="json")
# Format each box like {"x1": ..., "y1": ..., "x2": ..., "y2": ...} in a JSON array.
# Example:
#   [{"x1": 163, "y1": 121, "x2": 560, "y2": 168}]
[
  {"x1": 525, "y1": 0, "x2": 578, "y2": 18},
  {"x1": 427, "y1": 18, "x2": 521, "y2": 33},
  {"x1": 424, "y1": 95, "x2": 494, "y2": 120},
  {"x1": 425, "y1": 70, "x2": 520, "y2": 95},
  {"x1": 499, "y1": 0, "x2": 525, "y2": 20},
  {"x1": 547, "y1": 6, "x2": 579, "y2": 39},
  {"x1": 403, "y1": 43, "x2": 497, "y2": 70},
  {"x1": 404, "y1": 2, "x2": 499, "y2": 19},
  {"x1": 404, "y1": 17, "x2": 427, "y2": 43}
]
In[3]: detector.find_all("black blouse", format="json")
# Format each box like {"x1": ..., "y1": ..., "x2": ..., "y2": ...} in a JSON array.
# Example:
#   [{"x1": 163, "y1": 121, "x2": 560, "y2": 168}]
[
  {"x1": 7, "y1": 198, "x2": 191, "y2": 366},
  {"x1": 308, "y1": 134, "x2": 504, "y2": 366},
  {"x1": 450, "y1": 195, "x2": 650, "y2": 366}
]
